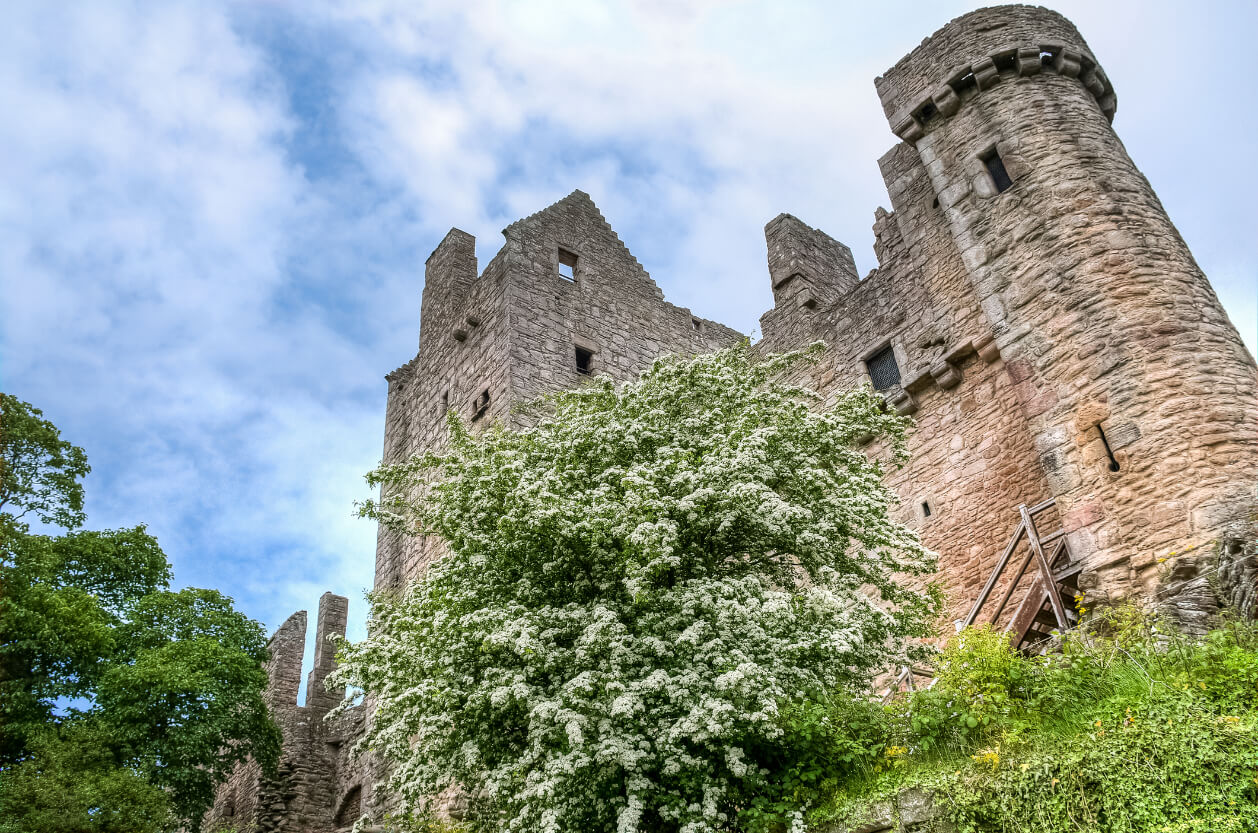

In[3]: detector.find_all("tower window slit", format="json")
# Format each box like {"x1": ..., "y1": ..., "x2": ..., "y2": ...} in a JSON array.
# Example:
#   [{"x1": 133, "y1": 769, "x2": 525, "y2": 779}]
[
  {"x1": 866, "y1": 344, "x2": 901, "y2": 391},
  {"x1": 922, "y1": 501, "x2": 932, "y2": 517},
  {"x1": 1097, "y1": 424, "x2": 1121, "y2": 472},
  {"x1": 471, "y1": 389, "x2": 490, "y2": 421},
  {"x1": 982, "y1": 147, "x2": 1014, "y2": 193}
]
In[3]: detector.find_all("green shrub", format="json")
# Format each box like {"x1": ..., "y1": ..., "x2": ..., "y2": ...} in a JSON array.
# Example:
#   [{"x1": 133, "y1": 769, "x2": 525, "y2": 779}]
[{"x1": 821, "y1": 610, "x2": 1258, "y2": 833}]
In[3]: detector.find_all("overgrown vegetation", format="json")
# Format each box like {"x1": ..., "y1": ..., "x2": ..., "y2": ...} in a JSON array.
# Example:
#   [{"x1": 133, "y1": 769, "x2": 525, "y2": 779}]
[
  {"x1": 334, "y1": 343, "x2": 940, "y2": 833},
  {"x1": 811, "y1": 608, "x2": 1258, "y2": 832},
  {"x1": 0, "y1": 394, "x2": 280, "y2": 832}
]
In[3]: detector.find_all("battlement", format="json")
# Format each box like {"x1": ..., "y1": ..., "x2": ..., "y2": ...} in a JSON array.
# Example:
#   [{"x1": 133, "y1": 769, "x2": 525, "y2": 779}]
[{"x1": 876, "y1": 5, "x2": 1115, "y2": 143}]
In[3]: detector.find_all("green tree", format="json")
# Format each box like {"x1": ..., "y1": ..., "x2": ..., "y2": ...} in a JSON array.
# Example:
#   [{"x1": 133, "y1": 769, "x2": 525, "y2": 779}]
[
  {"x1": 0, "y1": 393, "x2": 280, "y2": 831},
  {"x1": 334, "y1": 343, "x2": 939, "y2": 833}
]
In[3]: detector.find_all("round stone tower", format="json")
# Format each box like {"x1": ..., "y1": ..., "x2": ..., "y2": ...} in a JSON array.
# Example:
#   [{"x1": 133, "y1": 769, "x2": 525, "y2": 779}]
[{"x1": 875, "y1": 5, "x2": 1257, "y2": 598}]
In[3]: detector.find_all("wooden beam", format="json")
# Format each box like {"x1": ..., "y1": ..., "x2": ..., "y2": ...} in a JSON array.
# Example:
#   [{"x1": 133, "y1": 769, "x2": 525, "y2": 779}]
[
  {"x1": 1021, "y1": 504, "x2": 1070, "y2": 630},
  {"x1": 961, "y1": 518, "x2": 1025, "y2": 628}
]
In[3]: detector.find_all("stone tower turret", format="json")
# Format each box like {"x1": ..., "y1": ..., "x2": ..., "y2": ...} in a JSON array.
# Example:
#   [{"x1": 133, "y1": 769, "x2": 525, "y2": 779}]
[{"x1": 874, "y1": 5, "x2": 1258, "y2": 594}]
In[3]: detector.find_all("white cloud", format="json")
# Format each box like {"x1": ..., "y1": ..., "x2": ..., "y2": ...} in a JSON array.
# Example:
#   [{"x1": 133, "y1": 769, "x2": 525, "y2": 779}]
[{"x1": 2, "y1": 0, "x2": 1253, "y2": 684}]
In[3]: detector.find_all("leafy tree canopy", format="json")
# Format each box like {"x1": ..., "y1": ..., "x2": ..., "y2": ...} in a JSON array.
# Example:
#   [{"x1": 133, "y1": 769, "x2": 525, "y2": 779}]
[
  {"x1": 0, "y1": 393, "x2": 279, "y2": 832},
  {"x1": 0, "y1": 393, "x2": 89, "y2": 529},
  {"x1": 335, "y1": 343, "x2": 939, "y2": 833}
]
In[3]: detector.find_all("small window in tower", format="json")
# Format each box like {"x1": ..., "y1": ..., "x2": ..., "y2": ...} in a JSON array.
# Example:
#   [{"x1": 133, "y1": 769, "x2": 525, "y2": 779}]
[
  {"x1": 471, "y1": 389, "x2": 490, "y2": 422},
  {"x1": 575, "y1": 346, "x2": 594, "y2": 376},
  {"x1": 921, "y1": 500, "x2": 932, "y2": 517},
  {"x1": 866, "y1": 344, "x2": 901, "y2": 392},
  {"x1": 692, "y1": 317, "x2": 702, "y2": 331},
  {"x1": 982, "y1": 147, "x2": 1014, "y2": 193},
  {"x1": 441, "y1": 389, "x2": 449, "y2": 413},
  {"x1": 558, "y1": 248, "x2": 578, "y2": 282}
]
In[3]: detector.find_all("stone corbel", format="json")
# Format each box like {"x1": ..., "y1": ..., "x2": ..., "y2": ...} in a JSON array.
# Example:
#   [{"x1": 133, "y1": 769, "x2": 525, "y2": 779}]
[
  {"x1": 888, "y1": 388, "x2": 919, "y2": 416},
  {"x1": 1054, "y1": 48, "x2": 1082, "y2": 78},
  {"x1": 929, "y1": 359, "x2": 963, "y2": 390},
  {"x1": 893, "y1": 113, "x2": 924, "y2": 142},
  {"x1": 972, "y1": 57, "x2": 1000, "y2": 90},
  {"x1": 1080, "y1": 66, "x2": 1107, "y2": 98},
  {"x1": 1016, "y1": 46, "x2": 1042, "y2": 76},
  {"x1": 975, "y1": 333, "x2": 1002, "y2": 363},
  {"x1": 932, "y1": 84, "x2": 961, "y2": 117}
]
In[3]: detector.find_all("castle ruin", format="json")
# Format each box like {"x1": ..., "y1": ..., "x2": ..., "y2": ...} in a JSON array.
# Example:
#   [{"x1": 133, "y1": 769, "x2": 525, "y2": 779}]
[{"x1": 205, "y1": 5, "x2": 1258, "y2": 830}]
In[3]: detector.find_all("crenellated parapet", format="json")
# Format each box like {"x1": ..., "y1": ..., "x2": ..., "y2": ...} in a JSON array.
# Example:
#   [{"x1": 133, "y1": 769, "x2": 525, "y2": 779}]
[{"x1": 876, "y1": 5, "x2": 1116, "y2": 144}]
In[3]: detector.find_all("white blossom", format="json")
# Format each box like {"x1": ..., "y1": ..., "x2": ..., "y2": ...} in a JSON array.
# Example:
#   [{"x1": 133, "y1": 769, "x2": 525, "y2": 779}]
[{"x1": 332, "y1": 343, "x2": 936, "y2": 832}]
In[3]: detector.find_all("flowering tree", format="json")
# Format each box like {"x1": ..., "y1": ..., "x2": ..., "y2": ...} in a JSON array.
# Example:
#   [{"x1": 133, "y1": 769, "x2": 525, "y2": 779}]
[{"x1": 333, "y1": 343, "x2": 937, "y2": 832}]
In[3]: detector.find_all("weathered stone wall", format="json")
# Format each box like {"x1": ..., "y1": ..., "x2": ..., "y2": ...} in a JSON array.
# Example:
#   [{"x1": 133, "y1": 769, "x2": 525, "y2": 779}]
[
  {"x1": 204, "y1": 593, "x2": 359, "y2": 833},
  {"x1": 874, "y1": 4, "x2": 1258, "y2": 603},
  {"x1": 373, "y1": 190, "x2": 741, "y2": 592},
  {"x1": 237, "y1": 5, "x2": 1258, "y2": 828}
]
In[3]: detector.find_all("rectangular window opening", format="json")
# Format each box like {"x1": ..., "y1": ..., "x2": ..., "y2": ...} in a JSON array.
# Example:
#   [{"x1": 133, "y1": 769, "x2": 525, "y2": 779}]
[
  {"x1": 471, "y1": 389, "x2": 490, "y2": 422},
  {"x1": 982, "y1": 147, "x2": 1014, "y2": 193},
  {"x1": 866, "y1": 344, "x2": 901, "y2": 392},
  {"x1": 558, "y1": 248, "x2": 578, "y2": 282},
  {"x1": 691, "y1": 317, "x2": 702, "y2": 331},
  {"x1": 441, "y1": 389, "x2": 449, "y2": 412},
  {"x1": 922, "y1": 501, "x2": 932, "y2": 517},
  {"x1": 575, "y1": 346, "x2": 594, "y2": 376}
]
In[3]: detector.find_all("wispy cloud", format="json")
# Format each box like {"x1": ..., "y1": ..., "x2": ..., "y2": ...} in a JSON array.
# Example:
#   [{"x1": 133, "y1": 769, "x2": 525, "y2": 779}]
[{"x1": 2, "y1": 0, "x2": 1253, "y2": 697}]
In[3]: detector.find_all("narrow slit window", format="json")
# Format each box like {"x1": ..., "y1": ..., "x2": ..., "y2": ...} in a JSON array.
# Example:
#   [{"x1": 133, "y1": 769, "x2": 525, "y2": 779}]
[
  {"x1": 866, "y1": 344, "x2": 901, "y2": 391},
  {"x1": 921, "y1": 501, "x2": 932, "y2": 517},
  {"x1": 982, "y1": 147, "x2": 1014, "y2": 193},
  {"x1": 471, "y1": 389, "x2": 490, "y2": 422},
  {"x1": 575, "y1": 346, "x2": 594, "y2": 376},
  {"x1": 558, "y1": 248, "x2": 578, "y2": 282},
  {"x1": 1097, "y1": 424, "x2": 1121, "y2": 472},
  {"x1": 441, "y1": 390, "x2": 449, "y2": 413}
]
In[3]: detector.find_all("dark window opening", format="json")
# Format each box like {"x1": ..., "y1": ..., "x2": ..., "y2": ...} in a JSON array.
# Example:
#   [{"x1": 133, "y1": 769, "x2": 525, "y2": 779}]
[
  {"x1": 931, "y1": 196, "x2": 940, "y2": 209},
  {"x1": 441, "y1": 390, "x2": 449, "y2": 412},
  {"x1": 918, "y1": 101, "x2": 938, "y2": 122},
  {"x1": 1097, "y1": 424, "x2": 1121, "y2": 472},
  {"x1": 692, "y1": 317, "x2": 702, "y2": 331},
  {"x1": 921, "y1": 501, "x2": 932, "y2": 517},
  {"x1": 335, "y1": 786, "x2": 362, "y2": 828},
  {"x1": 558, "y1": 248, "x2": 578, "y2": 282},
  {"x1": 866, "y1": 345, "x2": 901, "y2": 392},
  {"x1": 471, "y1": 389, "x2": 490, "y2": 422},
  {"x1": 575, "y1": 346, "x2": 594, "y2": 376},
  {"x1": 982, "y1": 147, "x2": 1014, "y2": 193}
]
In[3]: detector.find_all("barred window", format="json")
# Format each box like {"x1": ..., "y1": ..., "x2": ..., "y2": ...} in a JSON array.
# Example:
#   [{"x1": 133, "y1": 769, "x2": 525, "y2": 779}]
[{"x1": 866, "y1": 345, "x2": 901, "y2": 391}]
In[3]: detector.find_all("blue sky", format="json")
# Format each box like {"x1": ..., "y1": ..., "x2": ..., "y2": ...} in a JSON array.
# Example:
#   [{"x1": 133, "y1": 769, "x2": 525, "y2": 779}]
[{"x1": 3, "y1": 1, "x2": 1255, "y2": 695}]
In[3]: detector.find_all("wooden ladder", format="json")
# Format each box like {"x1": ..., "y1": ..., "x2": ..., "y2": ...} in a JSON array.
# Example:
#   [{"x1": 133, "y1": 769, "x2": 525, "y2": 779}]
[
  {"x1": 960, "y1": 499, "x2": 1082, "y2": 651},
  {"x1": 881, "y1": 500, "x2": 1083, "y2": 700}
]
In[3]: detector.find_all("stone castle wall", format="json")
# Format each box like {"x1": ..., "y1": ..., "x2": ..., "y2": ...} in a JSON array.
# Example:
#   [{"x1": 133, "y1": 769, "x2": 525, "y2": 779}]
[
  {"x1": 204, "y1": 593, "x2": 362, "y2": 833},
  {"x1": 224, "y1": 5, "x2": 1258, "y2": 829}
]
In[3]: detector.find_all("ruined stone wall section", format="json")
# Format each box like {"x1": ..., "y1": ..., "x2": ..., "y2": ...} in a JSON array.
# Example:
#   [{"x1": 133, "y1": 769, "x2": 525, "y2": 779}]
[
  {"x1": 877, "y1": 4, "x2": 1258, "y2": 598},
  {"x1": 501, "y1": 190, "x2": 741, "y2": 407},
  {"x1": 204, "y1": 598, "x2": 360, "y2": 833},
  {"x1": 765, "y1": 213, "x2": 860, "y2": 313}
]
